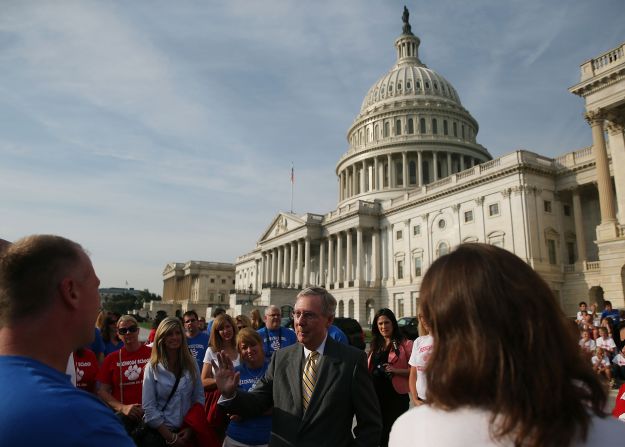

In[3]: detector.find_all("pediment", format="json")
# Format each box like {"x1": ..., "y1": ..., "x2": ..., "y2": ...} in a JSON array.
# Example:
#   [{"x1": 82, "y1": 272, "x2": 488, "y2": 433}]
[{"x1": 259, "y1": 212, "x2": 305, "y2": 243}]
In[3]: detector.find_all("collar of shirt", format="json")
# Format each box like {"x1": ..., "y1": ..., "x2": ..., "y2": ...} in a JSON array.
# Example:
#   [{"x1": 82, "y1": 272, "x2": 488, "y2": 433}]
[{"x1": 303, "y1": 334, "x2": 328, "y2": 359}]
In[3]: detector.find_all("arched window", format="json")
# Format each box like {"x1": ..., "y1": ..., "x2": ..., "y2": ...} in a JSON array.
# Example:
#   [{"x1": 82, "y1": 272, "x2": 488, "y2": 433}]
[
  {"x1": 425, "y1": 81, "x2": 430, "y2": 89},
  {"x1": 348, "y1": 299, "x2": 355, "y2": 318},
  {"x1": 443, "y1": 120, "x2": 448, "y2": 135},
  {"x1": 395, "y1": 120, "x2": 402, "y2": 136},
  {"x1": 338, "y1": 301, "x2": 345, "y2": 317},
  {"x1": 437, "y1": 241, "x2": 449, "y2": 257},
  {"x1": 396, "y1": 160, "x2": 403, "y2": 185},
  {"x1": 406, "y1": 80, "x2": 412, "y2": 89},
  {"x1": 408, "y1": 118, "x2": 414, "y2": 134},
  {"x1": 462, "y1": 125, "x2": 465, "y2": 139},
  {"x1": 397, "y1": 81, "x2": 402, "y2": 91},
  {"x1": 416, "y1": 81, "x2": 421, "y2": 90},
  {"x1": 384, "y1": 121, "x2": 390, "y2": 138},
  {"x1": 432, "y1": 119, "x2": 438, "y2": 134},
  {"x1": 374, "y1": 124, "x2": 379, "y2": 141},
  {"x1": 420, "y1": 118, "x2": 426, "y2": 134},
  {"x1": 453, "y1": 122, "x2": 458, "y2": 137}
]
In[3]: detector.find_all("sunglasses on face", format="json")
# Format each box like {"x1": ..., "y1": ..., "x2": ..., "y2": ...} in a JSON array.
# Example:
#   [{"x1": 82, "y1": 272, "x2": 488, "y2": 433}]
[{"x1": 117, "y1": 326, "x2": 138, "y2": 335}]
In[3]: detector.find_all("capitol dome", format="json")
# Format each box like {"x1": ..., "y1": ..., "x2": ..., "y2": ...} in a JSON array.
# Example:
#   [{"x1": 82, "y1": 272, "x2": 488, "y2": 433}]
[{"x1": 336, "y1": 8, "x2": 491, "y2": 205}]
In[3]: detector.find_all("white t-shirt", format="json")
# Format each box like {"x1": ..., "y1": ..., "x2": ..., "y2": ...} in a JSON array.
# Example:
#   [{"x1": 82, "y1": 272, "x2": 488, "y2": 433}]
[
  {"x1": 390, "y1": 406, "x2": 625, "y2": 446},
  {"x1": 612, "y1": 353, "x2": 625, "y2": 367},
  {"x1": 592, "y1": 355, "x2": 610, "y2": 368},
  {"x1": 408, "y1": 334, "x2": 433, "y2": 400},
  {"x1": 596, "y1": 337, "x2": 616, "y2": 352},
  {"x1": 203, "y1": 348, "x2": 240, "y2": 368},
  {"x1": 579, "y1": 338, "x2": 596, "y2": 352}
]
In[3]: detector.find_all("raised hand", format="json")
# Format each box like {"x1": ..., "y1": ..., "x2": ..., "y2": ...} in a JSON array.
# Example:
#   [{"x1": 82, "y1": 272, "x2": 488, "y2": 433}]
[{"x1": 211, "y1": 350, "x2": 240, "y2": 399}]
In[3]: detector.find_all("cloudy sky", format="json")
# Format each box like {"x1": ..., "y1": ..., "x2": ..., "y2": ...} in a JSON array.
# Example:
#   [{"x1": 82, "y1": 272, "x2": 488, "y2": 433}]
[{"x1": 1, "y1": 0, "x2": 623, "y2": 293}]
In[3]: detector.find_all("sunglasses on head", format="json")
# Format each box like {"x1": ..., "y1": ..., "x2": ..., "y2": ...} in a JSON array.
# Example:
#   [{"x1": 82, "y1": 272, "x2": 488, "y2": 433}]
[{"x1": 117, "y1": 326, "x2": 138, "y2": 335}]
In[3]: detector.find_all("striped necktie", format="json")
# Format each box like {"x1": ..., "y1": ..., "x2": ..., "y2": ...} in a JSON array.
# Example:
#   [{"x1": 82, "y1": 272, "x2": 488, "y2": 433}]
[{"x1": 302, "y1": 350, "x2": 320, "y2": 411}]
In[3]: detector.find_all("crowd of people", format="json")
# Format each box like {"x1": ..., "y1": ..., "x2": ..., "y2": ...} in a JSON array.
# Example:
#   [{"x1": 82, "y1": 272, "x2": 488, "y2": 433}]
[{"x1": 2, "y1": 235, "x2": 625, "y2": 446}]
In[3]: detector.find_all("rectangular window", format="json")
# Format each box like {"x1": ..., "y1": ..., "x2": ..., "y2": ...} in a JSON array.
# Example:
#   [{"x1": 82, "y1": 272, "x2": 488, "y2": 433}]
[
  {"x1": 397, "y1": 298, "x2": 404, "y2": 318},
  {"x1": 396, "y1": 230, "x2": 403, "y2": 240},
  {"x1": 414, "y1": 257, "x2": 422, "y2": 277},
  {"x1": 567, "y1": 242, "x2": 575, "y2": 264},
  {"x1": 544, "y1": 200, "x2": 552, "y2": 213},
  {"x1": 547, "y1": 239, "x2": 557, "y2": 265},
  {"x1": 413, "y1": 225, "x2": 420, "y2": 236},
  {"x1": 210, "y1": 278, "x2": 215, "y2": 283},
  {"x1": 488, "y1": 203, "x2": 500, "y2": 217},
  {"x1": 464, "y1": 210, "x2": 474, "y2": 223},
  {"x1": 221, "y1": 279, "x2": 226, "y2": 284},
  {"x1": 563, "y1": 204, "x2": 571, "y2": 216},
  {"x1": 397, "y1": 260, "x2": 404, "y2": 279}
]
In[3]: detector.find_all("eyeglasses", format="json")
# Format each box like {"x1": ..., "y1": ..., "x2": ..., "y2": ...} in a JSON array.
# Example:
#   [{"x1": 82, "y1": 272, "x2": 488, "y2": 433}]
[
  {"x1": 117, "y1": 326, "x2": 138, "y2": 335},
  {"x1": 292, "y1": 311, "x2": 320, "y2": 321}
]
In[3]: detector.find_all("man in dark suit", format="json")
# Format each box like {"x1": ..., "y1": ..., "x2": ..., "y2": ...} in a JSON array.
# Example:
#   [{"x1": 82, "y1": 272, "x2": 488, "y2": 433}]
[{"x1": 215, "y1": 287, "x2": 382, "y2": 447}]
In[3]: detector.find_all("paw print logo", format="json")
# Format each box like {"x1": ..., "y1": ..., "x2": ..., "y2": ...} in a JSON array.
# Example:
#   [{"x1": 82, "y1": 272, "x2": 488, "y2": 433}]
[
  {"x1": 76, "y1": 368, "x2": 85, "y2": 382},
  {"x1": 125, "y1": 364, "x2": 142, "y2": 381}
]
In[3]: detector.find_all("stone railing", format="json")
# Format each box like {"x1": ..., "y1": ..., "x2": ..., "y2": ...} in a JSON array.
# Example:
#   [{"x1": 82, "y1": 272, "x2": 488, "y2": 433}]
[
  {"x1": 325, "y1": 200, "x2": 379, "y2": 220},
  {"x1": 585, "y1": 261, "x2": 601, "y2": 271},
  {"x1": 554, "y1": 146, "x2": 593, "y2": 169},
  {"x1": 592, "y1": 43, "x2": 625, "y2": 73}
]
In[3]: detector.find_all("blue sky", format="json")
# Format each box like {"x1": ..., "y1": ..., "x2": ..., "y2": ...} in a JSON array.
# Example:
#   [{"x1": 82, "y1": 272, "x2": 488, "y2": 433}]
[{"x1": 1, "y1": 0, "x2": 623, "y2": 293}]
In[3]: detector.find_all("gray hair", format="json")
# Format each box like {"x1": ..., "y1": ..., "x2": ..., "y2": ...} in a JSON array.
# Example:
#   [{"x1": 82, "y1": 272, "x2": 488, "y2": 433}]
[
  {"x1": 264, "y1": 305, "x2": 280, "y2": 316},
  {"x1": 296, "y1": 287, "x2": 337, "y2": 316}
]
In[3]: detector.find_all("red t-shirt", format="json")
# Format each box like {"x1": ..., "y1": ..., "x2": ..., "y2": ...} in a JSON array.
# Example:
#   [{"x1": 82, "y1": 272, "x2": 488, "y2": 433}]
[
  {"x1": 73, "y1": 348, "x2": 99, "y2": 393},
  {"x1": 96, "y1": 344, "x2": 152, "y2": 405}
]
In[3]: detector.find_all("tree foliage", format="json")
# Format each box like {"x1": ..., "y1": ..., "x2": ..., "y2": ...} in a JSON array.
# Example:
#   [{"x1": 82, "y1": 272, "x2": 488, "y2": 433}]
[{"x1": 103, "y1": 289, "x2": 161, "y2": 315}]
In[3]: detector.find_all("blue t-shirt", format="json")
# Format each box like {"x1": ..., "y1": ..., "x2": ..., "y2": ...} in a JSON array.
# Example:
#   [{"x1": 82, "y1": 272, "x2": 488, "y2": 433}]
[
  {"x1": 328, "y1": 324, "x2": 349, "y2": 345},
  {"x1": 601, "y1": 309, "x2": 620, "y2": 326},
  {"x1": 103, "y1": 340, "x2": 124, "y2": 356},
  {"x1": 226, "y1": 359, "x2": 272, "y2": 445},
  {"x1": 186, "y1": 332, "x2": 209, "y2": 371},
  {"x1": 258, "y1": 327, "x2": 297, "y2": 359},
  {"x1": 90, "y1": 327, "x2": 105, "y2": 357},
  {"x1": 0, "y1": 355, "x2": 133, "y2": 446}
]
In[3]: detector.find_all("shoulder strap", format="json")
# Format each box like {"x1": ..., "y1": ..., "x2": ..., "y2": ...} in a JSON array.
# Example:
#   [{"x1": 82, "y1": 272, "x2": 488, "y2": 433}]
[
  {"x1": 118, "y1": 349, "x2": 124, "y2": 405},
  {"x1": 161, "y1": 370, "x2": 182, "y2": 412}
]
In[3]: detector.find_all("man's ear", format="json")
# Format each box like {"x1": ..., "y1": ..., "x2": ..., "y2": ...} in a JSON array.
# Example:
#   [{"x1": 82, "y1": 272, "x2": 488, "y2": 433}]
[{"x1": 58, "y1": 277, "x2": 80, "y2": 310}]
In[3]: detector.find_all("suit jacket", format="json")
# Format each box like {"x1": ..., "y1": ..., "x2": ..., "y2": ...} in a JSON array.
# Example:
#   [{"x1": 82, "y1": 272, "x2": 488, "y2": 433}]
[{"x1": 221, "y1": 336, "x2": 382, "y2": 447}]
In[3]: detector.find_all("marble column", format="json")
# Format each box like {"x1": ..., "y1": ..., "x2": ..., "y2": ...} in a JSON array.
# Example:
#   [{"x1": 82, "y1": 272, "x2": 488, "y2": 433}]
[
  {"x1": 328, "y1": 235, "x2": 334, "y2": 285},
  {"x1": 277, "y1": 246, "x2": 283, "y2": 286},
  {"x1": 271, "y1": 249, "x2": 277, "y2": 284},
  {"x1": 304, "y1": 237, "x2": 311, "y2": 287},
  {"x1": 587, "y1": 111, "x2": 617, "y2": 224},
  {"x1": 346, "y1": 230, "x2": 352, "y2": 283},
  {"x1": 296, "y1": 239, "x2": 303, "y2": 287},
  {"x1": 572, "y1": 189, "x2": 587, "y2": 263},
  {"x1": 402, "y1": 152, "x2": 408, "y2": 188},
  {"x1": 319, "y1": 239, "x2": 325, "y2": 286},
  {"x1": 433, "y1": 152, "x2": 439, "y2": 181},
  {"x1": 372, "y1": 230, "x2": 380, "y2": 282},
  {"x1": 336, "y1": 232, "x2": 343, "y2": 284},
  {"x1": 283, "y1": 244, "x2": 290, "y2": 287},
  {"x1": 417, "y1": 151, "x2": 423, "y2": 186},
  {"x1": 356, "y1": 227, "x2": 362, "y2": 282},
  {"x1": 289, "y1": 243, "x2": 295, "y2": 287},
  {"x1": 352, "y1": 165, "x2": 357, "y2": 196},
  {"x1": 373, "y1": 157, "x2": 378, "y2": 190},
  {"x1": 387, "y1": 154, "x2": 392, "y2": 188}
]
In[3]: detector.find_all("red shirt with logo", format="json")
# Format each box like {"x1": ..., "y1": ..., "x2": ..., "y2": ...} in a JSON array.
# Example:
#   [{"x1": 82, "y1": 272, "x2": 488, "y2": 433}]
[
  {"x1": 96, "y1": 344, "x2": 152, "y2": 405},
  {"x1": 73, "y1": 348, "x2": 99, "y2": 393}
]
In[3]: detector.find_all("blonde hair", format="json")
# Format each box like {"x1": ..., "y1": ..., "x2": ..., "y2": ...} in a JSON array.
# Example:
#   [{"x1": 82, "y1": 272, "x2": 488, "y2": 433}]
[
  {"x1": 150, "y1": 317, "x2": 198, "y2": 379},
  {"x1": 117, "y1": 314, "x2": 138, "y2": 328},
  {"x1": 235, "y1": 314, "x2": 252, "y2": 329},
  {"x1": 236, "y1": 327, "x2": 264, "y2": 357},
  {"x1": 209, "y1": 314, "x2": 238, "y2": 352}
]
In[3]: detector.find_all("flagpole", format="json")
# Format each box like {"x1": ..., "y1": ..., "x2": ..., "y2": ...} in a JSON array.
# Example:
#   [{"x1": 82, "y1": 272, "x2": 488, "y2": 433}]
[{"x1": 290, "y1": 162, "x2": 294, "y2": 213}]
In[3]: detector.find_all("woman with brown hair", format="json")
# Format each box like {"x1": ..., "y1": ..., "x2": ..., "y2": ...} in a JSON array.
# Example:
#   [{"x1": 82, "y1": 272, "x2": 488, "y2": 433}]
[
  {"x1": 250, "y1": 309, "x2": 265, "y2": 330},
  {"x1": 367, "y1": 308, "x2": 412, "y2": 447},
  {"x1": 390, "y1": 243, "x2": 625, "y2": 446}
]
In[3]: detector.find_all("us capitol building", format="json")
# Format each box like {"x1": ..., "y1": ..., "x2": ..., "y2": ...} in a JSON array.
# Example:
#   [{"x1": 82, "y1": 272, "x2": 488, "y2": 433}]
[{"x1": 229, "y1": 11, "x2": 625, "y2": 325}]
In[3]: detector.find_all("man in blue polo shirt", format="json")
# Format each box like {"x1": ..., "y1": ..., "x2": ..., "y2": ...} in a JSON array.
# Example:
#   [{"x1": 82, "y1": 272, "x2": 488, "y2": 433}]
[
  {"x1": 183, "y1": 310, "x2": 209, "y2": 371},
  {"x1": 0, "y1": 235, "x2": 133, "y2": 446},
  {"x1": 257, "y1": 305, "x2": 297, "y2": 359}
]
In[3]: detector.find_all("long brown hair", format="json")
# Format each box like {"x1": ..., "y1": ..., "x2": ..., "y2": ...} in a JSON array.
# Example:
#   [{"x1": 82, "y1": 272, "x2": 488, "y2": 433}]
[
  {"x1": 420, "y1": 243, "x2": 605, "y2": 447},
  {"x1": 209, "y1": 314, "x2": 238, "y2": 352}
]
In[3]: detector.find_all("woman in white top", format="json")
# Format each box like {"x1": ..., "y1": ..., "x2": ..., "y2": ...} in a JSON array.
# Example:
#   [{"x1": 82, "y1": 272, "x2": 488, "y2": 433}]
[
  {"x1": 201, "y1": 314, "x2": 240, "y2": 390},
  {"x1": 390, "y1": 243, "x2": 625, "y2": 447},
  {"x1": 407, "y1": 312, "x2": 432, "y2": 404},
  {"x1": 142, "y1": 317, "x2": 204, "y2": 447}
]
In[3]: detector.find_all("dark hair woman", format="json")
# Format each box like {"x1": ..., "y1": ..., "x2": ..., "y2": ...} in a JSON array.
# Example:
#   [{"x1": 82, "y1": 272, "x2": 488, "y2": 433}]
[
  {"x1": 390, "y1": 243, "x2": 625, "y2": 447},
  {"x1": 368, "y1": 308, "x2": 413, "y2": 447}
]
